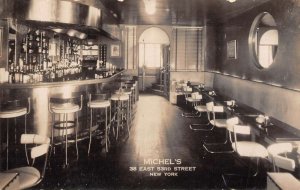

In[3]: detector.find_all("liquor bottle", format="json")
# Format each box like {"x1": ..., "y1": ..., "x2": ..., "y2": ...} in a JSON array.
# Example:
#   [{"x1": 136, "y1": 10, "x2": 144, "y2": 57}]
[
  {"x1": 23, "y1": 65, "x2": 29, "y2": 83},
  {"x1": 42, "y1": 54, "x2": 48, "y2": 71},
  {"x1": 19, "y1": 65, "x2": 24, "y2": 83},
  {"x1": 11, "y1": 65, "x2": 16, "y2": 83},
  {"x1": 21, "y1": 38, "x2": 27, "y2": 54},
  {"x1": 14, "y1": 65, "x2": 20, "y2": 83},
  {"x1": 50, "y1": 66, "x2": 55, "y2": 82}
]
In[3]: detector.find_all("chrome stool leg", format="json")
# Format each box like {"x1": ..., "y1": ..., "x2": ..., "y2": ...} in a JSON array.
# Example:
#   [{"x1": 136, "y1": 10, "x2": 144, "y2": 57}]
[
  {"x1": 75, "y1": 112, "x2": 79, "y2": 160},
  {"x1": 24, "y1": 114, "x2": 29, "y2": 164},
  {"x1": 6, "y1": 120, "x2": 9, "y2": 170},
  {"x1": 105, "y1": 107, "x2": 108, "y2": 152},
  {"x1": 126, "y1": 99, "x2": 130, "y2": 136},
  {"x1": 88, "y1": 109, "x2": 93, "y2": 156},
  {"x1": 64, "y1": 114, "x2": 68, "y2": 167},
  {"x1": 50, "y1": 113, "x2": 55, "y2": 157}
]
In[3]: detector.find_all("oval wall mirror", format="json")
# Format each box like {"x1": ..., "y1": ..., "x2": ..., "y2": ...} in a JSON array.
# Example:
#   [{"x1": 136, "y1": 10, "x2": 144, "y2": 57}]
[{"x1": 249, "y1": 12, "x2": 278, "y2": 69}]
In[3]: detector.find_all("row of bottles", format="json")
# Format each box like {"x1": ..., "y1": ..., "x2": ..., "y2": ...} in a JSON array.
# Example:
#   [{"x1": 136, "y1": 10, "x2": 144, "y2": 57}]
[
  {"x1": 8, "y1": 63, "x2": 83, "y2": 83},
  {"x1": 20, "y1": 30, "x2": 50, "y2": 69},
  {"x1": 8, "y1": 64, "x2": 46, "y2": 83},
  {"x1": 21, "y1": 30, "x2": 49, "y2": 54},
  {"x1": 98, "y1": 44, "x2": 107, "y2": 68},
  {"x1": 7, "y1": 62, "x2": 120, "y2": 83},
  {"x1": 6, "y1": 28, "x2": 119, "y2": 84}
]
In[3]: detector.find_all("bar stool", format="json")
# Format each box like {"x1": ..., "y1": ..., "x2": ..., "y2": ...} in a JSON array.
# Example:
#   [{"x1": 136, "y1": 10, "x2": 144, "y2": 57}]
[
  {"x1": 0, "y1": 98, "x2": 30, "y2": 169},
  {"x1": 111, "y1": 91, "x2": 130, "y2": 140},
  {"x1": 48, "y1": 95, "x2": 83, "y2": 167},
  {"x1": 124, "y1": 81, "x2": 137, "y2": 105},
  {"x1": 121, "y1": 84, "x2": 135, "y2": 122},
  {"x1": 115, "y1": 87, "x2": 132, "y2": 122},
  {"x1": 87, "y1": 93, "x2": 111, "y2": 154},
  {"x1": 126, "y1": 81, "x2": 138, "y2": 118}
]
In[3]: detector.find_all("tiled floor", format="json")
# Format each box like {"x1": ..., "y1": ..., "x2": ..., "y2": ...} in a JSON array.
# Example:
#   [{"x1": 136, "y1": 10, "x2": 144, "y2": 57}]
[{"x1": 33, "y1": 93, "x2": 267, "y2": 189}]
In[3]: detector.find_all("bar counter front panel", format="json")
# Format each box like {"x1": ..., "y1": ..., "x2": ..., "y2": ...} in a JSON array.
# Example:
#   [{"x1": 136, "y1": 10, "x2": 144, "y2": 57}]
[{"x1": 0, "y1": 71, "x2": 124, "y2": 137}]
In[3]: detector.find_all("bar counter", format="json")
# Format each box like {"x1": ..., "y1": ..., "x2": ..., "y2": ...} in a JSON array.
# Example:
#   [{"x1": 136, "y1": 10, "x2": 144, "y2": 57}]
[{"x1": 0, "y1": 70, "x2": 125, "y2": 137}]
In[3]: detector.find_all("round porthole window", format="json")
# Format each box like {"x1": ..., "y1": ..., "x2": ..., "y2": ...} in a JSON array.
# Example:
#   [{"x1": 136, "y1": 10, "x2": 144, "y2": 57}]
[{"x1": 249, "y1": 12, "x2": 278, "y2": 69}]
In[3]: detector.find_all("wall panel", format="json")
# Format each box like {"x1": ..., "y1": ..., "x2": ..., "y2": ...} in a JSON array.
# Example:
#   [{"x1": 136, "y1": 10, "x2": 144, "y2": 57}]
[
  {"x1": 204, "y1": 0, "x2": 300, "y2": 133},
  {"x1": 207, "y1": 72, "x2": 300, "y2": 132},
  {"x1": 207, "y1": 0, "x2": 300, "y2": 91}
]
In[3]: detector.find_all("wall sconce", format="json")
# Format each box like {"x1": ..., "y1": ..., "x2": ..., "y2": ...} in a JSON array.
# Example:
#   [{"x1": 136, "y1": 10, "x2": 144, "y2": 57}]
[{"x1": 143, "y1": 0, "x2": 156, "y2": 15}]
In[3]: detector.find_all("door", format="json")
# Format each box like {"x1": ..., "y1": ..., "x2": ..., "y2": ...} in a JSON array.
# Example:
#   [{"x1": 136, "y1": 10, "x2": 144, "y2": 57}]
[
  {"x1": 138, "y1": 43, "x2": 163, "y2": 91},
  {"x1": 138, "y1": 27, "x2": 170, "y2": 92}
]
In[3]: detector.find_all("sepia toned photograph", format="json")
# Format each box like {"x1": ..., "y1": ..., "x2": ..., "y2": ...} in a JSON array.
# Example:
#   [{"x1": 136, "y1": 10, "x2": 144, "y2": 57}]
[{"x1": 0, "y1": 0, "x2": 300, "y2": 189}]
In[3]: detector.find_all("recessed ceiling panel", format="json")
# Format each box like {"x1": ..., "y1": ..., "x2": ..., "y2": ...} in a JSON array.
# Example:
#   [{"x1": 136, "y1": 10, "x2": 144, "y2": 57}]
[{"x1": 100, "y1": 0, "x2": 271, "y2": 25}]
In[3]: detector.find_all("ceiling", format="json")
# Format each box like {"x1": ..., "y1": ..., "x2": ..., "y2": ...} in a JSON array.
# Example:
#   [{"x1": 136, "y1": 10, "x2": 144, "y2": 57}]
[{"x1": 99, "y1": 0, "x2": 271, "y2": 26}]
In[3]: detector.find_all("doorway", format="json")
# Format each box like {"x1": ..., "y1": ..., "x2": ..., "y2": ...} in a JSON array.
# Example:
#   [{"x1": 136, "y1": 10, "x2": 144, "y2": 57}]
[{"x1": 138, "y1": 27, "x2": 170, "y2": 92}]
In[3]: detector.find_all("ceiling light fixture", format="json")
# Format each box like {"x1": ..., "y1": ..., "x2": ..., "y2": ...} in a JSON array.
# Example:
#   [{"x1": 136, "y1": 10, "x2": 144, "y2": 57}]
[
  {"x1": 143, "y1": 0, "x2": 156, "y2": 15},
  {"x1": 227, "y1": 0, "x2": 236, "y2": 3},
  {"x1": 117, "y1": 0, "x2": 124, "y2": 2}
]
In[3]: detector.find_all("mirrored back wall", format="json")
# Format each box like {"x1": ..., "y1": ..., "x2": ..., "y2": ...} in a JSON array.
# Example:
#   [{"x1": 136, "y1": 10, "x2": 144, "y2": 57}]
[{"x1": 205, "y1": 0, "x2": 300, "y2": 92}]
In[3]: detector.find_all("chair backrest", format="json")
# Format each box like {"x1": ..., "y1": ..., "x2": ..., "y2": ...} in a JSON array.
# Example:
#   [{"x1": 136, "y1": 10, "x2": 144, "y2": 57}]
[
  {"x1": 89, "y1": 93, "x2": 111, "y2": 102},
  {"x1": 206, "y1": 102, "x2": 214, "y2": 112},
  {"x1": 21, "y1": 134, "x2": 49, "y2": 144},
  {"x1": 21, "y1": 134, "x2": 50, "y2": 183},
  {"x1": 226, "y1": 117, "x2": 239, "y2": 132},
  {"x1": 206, "y1": 102, "x2": 224, "y2": 125},
  {"x1": 213, "y1": 105, "x2": 224, "y2": 113},
  {"x1": 183, "y1": 86, "x2": 192, "y2": 92},
  {"x1": 191, "y1": 92, "x2": 202, "y2": 100},
  {"x1": 233, "y1": 124, "x2": 251, "y2": 135},
  {"x1": 21, "y1": 134, "x2": 50, "y2": 159},
  {"x1": 267, "y1": 143, "x2": 295, "y2": 172},
  {"x1": 31, "y1": 144, "x2": 50, "y2": 159},
  {"x1": 229, "y1": 124, "x2": 251, "y2": 147},
  {"x1": 181, "y1": 83, "x2": 187, "y2": 87},
  {"x1": 226, "y1": 100, "x2": 236, "y2": 107},
  {"x1": 229, "y1": 124, "x2": 253, "y2": 156},
  {"x1": 0, "y1": 97, "x2": 31, "y2": 114},
  {"x1": 49, "y1": 95, "x2": 83, "y2": 112},
  {"x1": 206, "y1": 102, "x2": 224, "y2": 112}
]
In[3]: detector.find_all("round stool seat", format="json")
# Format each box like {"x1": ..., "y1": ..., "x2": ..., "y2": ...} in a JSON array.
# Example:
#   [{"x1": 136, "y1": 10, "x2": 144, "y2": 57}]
[
  {"x1": 50, "y1": 103, "x2": 80, "y2": 114},
  {"x1": 88, "y1": 100, "x2": 111, "y2": 108},
  {"x1": 111, "y1": 94, "x2": 129, "y2": 101},
  {"x1": 6, "y1": 166, "x2": 40, "y2": 190},
  {"x1": 232, "y1": 141, "x2": 268, "y2": 158},
  {"x1": 0, "y1": 107, "x2": 27, "y2": 118}
]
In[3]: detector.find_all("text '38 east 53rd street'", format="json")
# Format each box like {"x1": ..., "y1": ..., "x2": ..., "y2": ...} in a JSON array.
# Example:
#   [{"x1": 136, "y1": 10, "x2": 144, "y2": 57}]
[{"x1": 129, "y1": 158, "x2": 197, "y2": 177}]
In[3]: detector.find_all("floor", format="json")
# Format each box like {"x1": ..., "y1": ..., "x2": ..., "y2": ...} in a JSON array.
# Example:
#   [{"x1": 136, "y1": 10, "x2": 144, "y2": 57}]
[{"x1": 32, "y1": 93, "x2": 268, "y2": 189}]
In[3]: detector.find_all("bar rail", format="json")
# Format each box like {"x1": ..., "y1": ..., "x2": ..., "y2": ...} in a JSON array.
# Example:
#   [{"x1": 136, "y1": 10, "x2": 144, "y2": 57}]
[{"x1": 0, "y1": 71, "x2": 125, "y2": 89}]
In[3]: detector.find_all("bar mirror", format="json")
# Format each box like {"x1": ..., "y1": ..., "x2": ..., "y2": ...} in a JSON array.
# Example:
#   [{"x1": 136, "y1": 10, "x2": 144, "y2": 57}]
[{"x1": 249, "y1": 12, "x2": 278, "y2": 69}]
